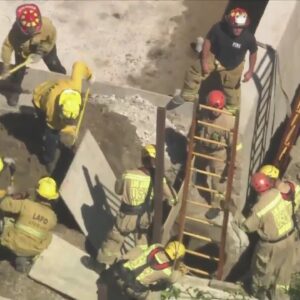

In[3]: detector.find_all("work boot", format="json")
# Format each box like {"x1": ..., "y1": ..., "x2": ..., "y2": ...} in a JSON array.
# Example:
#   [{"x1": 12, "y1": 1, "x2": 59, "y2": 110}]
[
  {"x1": 205, "y1": 208, "x2": 221, "y2": 220},
  {"x1": 15, "y1": 256, "x2": 33, "y2": 273},
  {"x1": 7, "y1": 93, "x2": 19, "y2": 107},
  {"x1": 81, "y1": 256, "x2": 107, "y2": 274}
]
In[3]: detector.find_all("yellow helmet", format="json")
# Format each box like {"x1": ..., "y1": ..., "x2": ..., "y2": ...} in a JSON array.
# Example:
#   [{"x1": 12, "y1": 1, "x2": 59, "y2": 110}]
[
  {"x1": 141, "y1": 144, "x2": 156, "y2": 159},
  {"x1": 36, "y1": 177, "x2": 59, "y2": 200},
  {"x1": 165, "y1": 241, "x2": 185, "y2": 260},
  {"x1": 59, "y1": 89, "x2": 82, "y2": 119},
  {"x1": 0, "y1": 157, "x2": 4, "y2": 173},
  {"x1": 259, "y1": 164, "x2": 280, "y2": 179}
]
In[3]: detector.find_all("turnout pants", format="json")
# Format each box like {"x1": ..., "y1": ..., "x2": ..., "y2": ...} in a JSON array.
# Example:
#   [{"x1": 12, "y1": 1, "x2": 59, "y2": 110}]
[
  {"x1": 251, "y1": 233, "x2": 296, "y2": 300},
  {"x1": 98, "y1": 212, "x2": 150, "y2": 265},
  {"x1": 194, "y1": 146, "x2": 228, "y2": 208},
  {"x1": 181, "y1": 53, "x2": 244, "y2": 114}
]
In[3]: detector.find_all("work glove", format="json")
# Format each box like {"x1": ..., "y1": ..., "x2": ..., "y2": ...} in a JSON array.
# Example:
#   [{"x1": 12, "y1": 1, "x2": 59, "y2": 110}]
[
  {"x1": 168, "y1": 197, "x2": 178, "y2": 206},
  {"x1": 3, "y1": 157, "x2": 16, "y2": 166},
  {"x1": 178, "y1": 262, "x2": 189, "y2": 275},
  {"x1": 27, "y1": 53, "x2": 43, "y2": 64},
  {"x1": 60, "y1": 133, "x2": 75, "y2": 148},
  {"x1": 3, "y1": 157, "x2": 16, "y2": 175}
]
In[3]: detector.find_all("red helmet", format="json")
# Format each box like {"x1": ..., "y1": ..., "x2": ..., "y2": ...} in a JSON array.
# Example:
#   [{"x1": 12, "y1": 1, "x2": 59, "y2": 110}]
[
  {"x1": 227, "y1": 8, "x2": 250, "y2": 28},
  {"x1": 207, "y1": 90, "x2": 225, "y2": 109},
  {"x1": 251, "y1": 172, "x2": 273, "y2": 193},
  {"x1": 16, "y1": 3, "x2": 42, "y2": 35}
]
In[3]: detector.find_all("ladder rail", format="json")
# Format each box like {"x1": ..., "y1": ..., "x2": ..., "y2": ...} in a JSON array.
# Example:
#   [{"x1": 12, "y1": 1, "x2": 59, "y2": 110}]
[{"x1": 216, "y1": 111, "x2": 240, "y2": 280}]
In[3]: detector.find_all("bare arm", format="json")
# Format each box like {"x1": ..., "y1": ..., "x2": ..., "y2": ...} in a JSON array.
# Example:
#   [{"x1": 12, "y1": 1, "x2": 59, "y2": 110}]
[
  {"x1": 243, "y1": 51, "x2": 257, "y2": 82},
  {"x1": 200, "y1": 38, "x2": 211, "y2": 74}
]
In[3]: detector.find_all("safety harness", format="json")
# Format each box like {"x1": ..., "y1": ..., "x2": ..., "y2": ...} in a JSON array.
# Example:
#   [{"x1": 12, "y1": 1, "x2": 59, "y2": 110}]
[
  {"x1": 115, "y1": 247, "x2": 172, "y2": 294},
  {"x1": 119, "y1": 168, "x2": 155, "y2": 238}
]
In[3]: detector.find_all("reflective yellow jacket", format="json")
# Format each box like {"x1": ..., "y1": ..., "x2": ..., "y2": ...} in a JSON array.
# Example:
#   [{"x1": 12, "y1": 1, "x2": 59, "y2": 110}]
[
  {"x1": 123, "y1": 243, "x2": 182, "y2": 286},
  {"x1": 0, "y1": 197, "x2": 57, "y2": 256},
  {"x1": 1, "y1": 17, "x2": 56, "y2": 65},
  {"x1": 115, "y1": 168, "x2": 177, "y2": 206},
  {"x1": 243, "y1": 188, "x2": 295, "y2": 241},
  {"x1": 32, "y1": 61, "x2": 92, "y2": 138}
]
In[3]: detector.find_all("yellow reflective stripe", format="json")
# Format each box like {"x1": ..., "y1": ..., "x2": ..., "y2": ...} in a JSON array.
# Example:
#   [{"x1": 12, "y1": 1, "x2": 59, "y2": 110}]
[
  {"x1": 295, "y1": 185, "x2": 300, "y2": 209},
  {"x1": 124, "y1": 174, "x2": 151, "y2": 182},
  {"x1": 275, "y1": 284, "x2": 290, "y2": 291},
  {"x1": 256, "y1": 194, "x2": 282, "y2": 218},
  {"x1": 155, "y1": 255, "x2": 172, "y2": 276},
  {"x1": 277, "y1": 222, "x2": 293, "y2": 236},
  {"x1": 15, "y1": 223, "x2": 46, "y2": 239}
]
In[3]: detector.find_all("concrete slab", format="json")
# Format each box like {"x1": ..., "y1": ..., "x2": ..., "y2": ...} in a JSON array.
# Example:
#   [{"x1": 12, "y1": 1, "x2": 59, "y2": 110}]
[
  {"x1": 59, "y1": 129, "x2": 126, "y2": 251},
  {"x1": 174, "y1": 275, "x2": 257, "y2": 300},
  {"x1": 29, "y1": 234, "x2": 98, "y2": 300}
]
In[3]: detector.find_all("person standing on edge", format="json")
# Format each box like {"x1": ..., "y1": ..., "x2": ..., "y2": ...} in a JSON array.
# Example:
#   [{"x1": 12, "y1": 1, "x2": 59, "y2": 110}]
[
  {"x1": 174, "y1": 7, "x2": 257, "y2": 115},
  {"x1": 1, "y1": 3, "x2": 66, "y2": 106}
]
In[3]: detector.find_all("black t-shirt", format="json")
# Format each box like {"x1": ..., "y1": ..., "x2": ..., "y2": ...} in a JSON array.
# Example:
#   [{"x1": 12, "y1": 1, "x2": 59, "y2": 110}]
[{"x1": 206, "y1": 21, "x2": 257, "y2": 70}]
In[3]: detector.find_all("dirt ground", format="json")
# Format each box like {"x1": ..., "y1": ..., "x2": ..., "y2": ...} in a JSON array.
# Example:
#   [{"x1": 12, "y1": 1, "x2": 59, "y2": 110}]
[{"x1": 0, "y1": 101, "x2": 143, "y2": 299}]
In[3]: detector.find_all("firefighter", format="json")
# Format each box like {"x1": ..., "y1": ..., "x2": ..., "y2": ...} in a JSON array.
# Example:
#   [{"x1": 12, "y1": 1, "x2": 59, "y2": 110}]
[
  {"x1": 83, "y1": 144, "x2": 178, "y2": 272},
  {"x1": 174, "y1": 7, "x2": 257, "y2": 114},
  {"x1": 32, "y1": 61, "x2": 93, "y2": 173},
  {"x1": 0, "y1": 177, "x2": 58, "y2": 273},
  {"x1": 239, "y1": 172, "x2": 296, "y2": 300},
  {"x1": 195, "y1": 90, "x2": 238, "y2": 219},
  {"x1": 99, "y1": 241, "x2": 186, "y2": 300},
  {"x1": 1, "y1": 3, "x2": 66, "y2": 106}
]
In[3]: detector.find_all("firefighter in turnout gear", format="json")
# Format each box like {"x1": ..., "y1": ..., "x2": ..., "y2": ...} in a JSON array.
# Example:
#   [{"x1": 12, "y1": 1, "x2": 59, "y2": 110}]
[
  {"x1": 0, "y1": 177, "x2": 58, "y2": 273},
  {"x1": 83, "y1": 144, "x2": 178, "y2": 273},
  {"x1": 194, "y1": 90, "x2": 239, "y2": 219},
  {"x1": 99, "y1": 241, "x2": 186, "y2": 300},
  {"x1": 32, "y1": 61, "x2": 93, "y2": 173},
  {"x1": 239, "y1": 172, "x2": 297, "y2": 300},
  {"x1": 1, "y1": 3, "x2": 66, "y2": 106},
  {"x1": 174, "y1": 7, "x2": 257, "y2": 114}
]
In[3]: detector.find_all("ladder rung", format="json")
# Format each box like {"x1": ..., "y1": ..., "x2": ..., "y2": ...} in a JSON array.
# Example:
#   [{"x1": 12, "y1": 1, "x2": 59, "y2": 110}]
[
  {"x1": 193, "y1": 135, "x2": 228, "y2": 147},
  {"x1": 185, "y1": 216, "x2": 217, "y2": 226},
  {"x1": 186, "y1": 249, "x2": 219, "y2": 261},
  {"x1": 187, "y1": 200, "x2": 212, "y2": 209},
  {"x1": 192, "y1": 184, "x2": 222, "y2": 194},
  {"x1": 183, "y1": 230, "x2": 213, "y2": 242},
  {"x1": 197, "y1": 120, "x2": 231, "y2": 132},
  {"x1": 185, "y1": 265, "x2": 211, "y2": 276},
  {"x1": 199, "y1": 104, "x2": 234, "y2": 116},
  {"x1": 192, "y1": 152, "x2": 225, "y2": 162},
  {"x1": 191, "y1": 167, "x2": 221, "y2": 178}
]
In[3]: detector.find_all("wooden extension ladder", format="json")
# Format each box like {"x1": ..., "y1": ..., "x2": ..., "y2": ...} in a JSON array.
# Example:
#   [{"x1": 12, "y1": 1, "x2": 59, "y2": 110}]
[{"x1": 177, "y1": 98, "x2": 239, "y2": 280}]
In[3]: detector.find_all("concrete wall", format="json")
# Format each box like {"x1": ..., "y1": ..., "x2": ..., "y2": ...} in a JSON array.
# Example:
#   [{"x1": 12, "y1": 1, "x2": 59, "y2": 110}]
[{"x1": 239, "y1": 1, "x2": 299, "y2": 207}]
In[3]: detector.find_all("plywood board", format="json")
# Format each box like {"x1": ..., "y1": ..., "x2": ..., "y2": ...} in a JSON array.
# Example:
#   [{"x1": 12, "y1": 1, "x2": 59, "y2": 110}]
[
  {"x1": 29, "y1": 234, "x2": 98, "y2": 300},
  {"x1": 60, "y1": 130, "x2": 133, "y2": 251}
]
